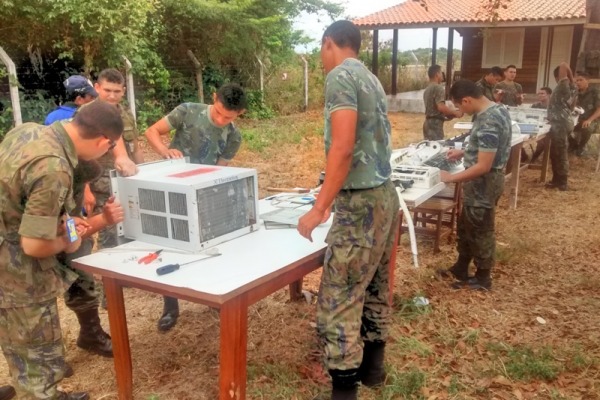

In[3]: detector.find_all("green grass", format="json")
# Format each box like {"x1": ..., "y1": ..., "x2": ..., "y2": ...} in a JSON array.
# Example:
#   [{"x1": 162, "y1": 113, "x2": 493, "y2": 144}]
[
  {"x1": 462, "y1": 329, "x2": 480, "y2": 346},
  {"x1": 238, "y1": 116, "x2": 322, "y2": 154},
  {"x1": 392, "y1": 336, "x2": 432, "y2": 358},
  {"x1": 248, "y1": 362, "x2": 319, "y2": 399},
  {"x1": 392, "y1": 293, "x2": 431, "y2": 321},
  {"x1": 487, "y1": 342, "x2": 562, "y2": 381},
  {"x1": 382, "y1": 366, "x2": 427, "y2": 399}
]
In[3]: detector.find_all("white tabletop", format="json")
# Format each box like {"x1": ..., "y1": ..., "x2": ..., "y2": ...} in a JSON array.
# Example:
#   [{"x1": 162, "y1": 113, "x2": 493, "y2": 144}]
[
  {"x1": 73, "y1": 200, "x2": 330, "y2": 296},
  {"x1": 399, "y1": 182, "x2": 446, "y2": 207}
]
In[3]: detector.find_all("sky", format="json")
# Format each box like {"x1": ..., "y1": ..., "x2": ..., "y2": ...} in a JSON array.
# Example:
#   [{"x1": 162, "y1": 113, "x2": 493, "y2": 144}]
[{"x1": 293, "y1": 0, "x2": 463, "y2": 53}]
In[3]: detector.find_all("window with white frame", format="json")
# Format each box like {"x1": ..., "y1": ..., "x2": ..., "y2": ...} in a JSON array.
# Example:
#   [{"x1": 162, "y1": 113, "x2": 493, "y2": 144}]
[{"x1": 481, "y1": 28, "x2": 525, "y2": 68}]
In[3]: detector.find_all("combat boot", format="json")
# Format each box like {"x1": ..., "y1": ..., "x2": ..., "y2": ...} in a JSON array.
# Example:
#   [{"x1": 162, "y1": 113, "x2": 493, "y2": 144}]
[
  {"x1": 75, "y1": 308, "x2": 113, "y2": 357},
  {"x1": 56, "y1": 391, "x2": 89, "y2": 400},
  {"x1": 358, "y1": 341, "x2": 386, "y2": 387},
  {"x1": 436, "y1": 255, "x2": 471, "y2": 282},
  {"x1": 0, "y1": 385, "x2": 15, "y2": 400},
  {"x1": 329, "y1": 369, "x2": 359, "y2": 400},
  {"x1": 452, "y1": 268, "x2": 491, "y2": 291},
  {"x1": 158, "y1": 296, "x2": 180, "y2": 332}
]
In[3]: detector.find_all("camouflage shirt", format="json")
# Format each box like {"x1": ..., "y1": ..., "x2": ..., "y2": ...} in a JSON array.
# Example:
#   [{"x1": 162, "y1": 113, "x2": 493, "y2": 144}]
[
  {"x1": 324, "y1": 58, "x2": 392, "y2": 189},
  {"x1": 476, "y1": 77, "x2": 496, "y2": 102},
  {"x1": 530, "y1": 102, "x2": 548, "y2": 109},
  {"x1": 0, "y1": 122, "x2": 79, "y2": 307},
  {"x1": 423, "y1": 83, "x2": 446, "y2": 119},
  {"x1": 495, "y1": 81, "x2": 523, "y2": 106},
  {"x1": 96, "y1": 103, "x2": 138, "y2": 169},
  {"x1": 464, "y1": 104, "x2": 512, "y2": 170},
  {"x1": 548, "y1": 78, "x2": 577, "y2": 126},
  {"x1": 576, "y1": 85, "x2": 600, "y2": 131},
  {"x1": 166, "y1": 103, "x2": 242, "y2": 165}
]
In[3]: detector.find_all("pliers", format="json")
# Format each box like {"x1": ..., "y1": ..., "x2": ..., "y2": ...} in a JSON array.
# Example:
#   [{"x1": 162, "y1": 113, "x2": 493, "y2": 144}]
[{"x1": 138, "y1": 249, "x2": 163, "y2": 264}]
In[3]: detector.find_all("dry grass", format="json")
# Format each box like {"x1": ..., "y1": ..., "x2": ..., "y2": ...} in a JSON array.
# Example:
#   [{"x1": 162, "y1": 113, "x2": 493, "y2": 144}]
[{"x1": 2, "y1": 112, "x2": 600, "y2": 399}]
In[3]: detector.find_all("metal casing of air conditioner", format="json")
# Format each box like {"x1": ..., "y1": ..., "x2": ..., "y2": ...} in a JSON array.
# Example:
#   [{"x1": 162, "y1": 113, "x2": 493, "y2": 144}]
[{"x1": 110, "y1": 159, "x2": 259, "y2": 253}]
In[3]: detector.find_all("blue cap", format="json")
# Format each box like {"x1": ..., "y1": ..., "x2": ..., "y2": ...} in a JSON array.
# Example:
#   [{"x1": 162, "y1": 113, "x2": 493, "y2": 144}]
[{"x1": 63, "y1": 75, "x2": 98, "y2": 97}]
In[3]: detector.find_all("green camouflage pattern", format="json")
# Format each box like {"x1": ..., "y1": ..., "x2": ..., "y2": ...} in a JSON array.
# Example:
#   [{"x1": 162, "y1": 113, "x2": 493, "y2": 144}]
[
  {"x1": 495, "y1": 81, "x2": 523, "y2": 106},
  {"x1": 548, "y1": 79, "x2": 577, "y2": 126},
  {"x1": 530, "y1": 102, "x2": 547, "y2": 110},
  {"x1": 549, "y1": 123, "x2": 570, "y2": 185},
  {"x1": 0, "y1": 299, "x2": 69, "y2": 399},
  {"x1": 457, "y1": 200, "x2": 500, "y2": 272},
  {"x1": 423, "y1": 83, "x2": 446, "y2": 119},
  {"x1": 317, "y1": 180, "x2": 399, "y2": 370},
  {"x1": 572, "y1": 85, "x2": 600, "y2": 151},
  {"x1": 324, "y1": 58, "x2": 392, "y2": 189},
  {"x1": 422, "y1": 118, "x2": 445, "y2": 140},
  {"x1": 476, "y1": 77, "x2": 496, "y2": 102},
  {"x1": 463, "y1": 104, "x2": 511, "y2": 207},
  {"x1": 0, "y1": 122, "x2": 79, "y2": 308},
  {"x1": 166, "y1": 103, "x2": 242, "y2": 164},
  {"x1": 89, "y1": 103, "x2": 138, "y2": 250}
]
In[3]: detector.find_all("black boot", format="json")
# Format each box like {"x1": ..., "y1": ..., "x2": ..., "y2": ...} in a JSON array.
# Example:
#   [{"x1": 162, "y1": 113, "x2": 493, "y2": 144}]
[
  {"x1": 358, "y1": 341, "x2": 386, "y2": 387},
  {"x1": 437, "y1": 254, "x2": 471, "y2": 282},
  {"x1": 158, "y1": 296, "x2": 179, "y2": 332},
  {"x1": 0, "y1": 385, "x2": 15, "y2": 400},
  {"x1": 329, "y1": 369, "x2": 359, "y2": 400},
  {"x1": 75, "y1": 308, "x2": 113, "y2": 357},
  {"x1": 453, "y1": 268, "x2": 492, "y2": 291},
  {"x1": 56, "y1": 391, "x2": 89, "y2": 400}
]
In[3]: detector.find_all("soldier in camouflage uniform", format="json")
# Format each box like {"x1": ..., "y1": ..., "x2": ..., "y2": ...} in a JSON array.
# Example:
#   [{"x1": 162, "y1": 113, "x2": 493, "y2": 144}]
[
  {"x1": 475, "y1": 66, "x2": 504, "y2": 102},
  {"x1": 570, "y1": 72, "x2": 600, "y2": 156},
  {"x1": 546, "y1": 63, "x2": 577, "y2": 191},
  {"x1": 144, "y1": 83, "x2": 247, "y2": 331},
  {"x1": 297, "y1": 21, "x2": 400, "y2": 400},
  {"x1": 495, "y1": 65, "x2": 524, "y2": 106},
  {"x1": 438, "y1": 80, "x2": 511, "y2": 291},
  {"x1": 529, "y1": 87, "x2": 552, "y2": 164},
  {"x1": 0, "y1": 101, "x2": 123, "y2": 400},
  {"x1": 422, "y1": 65, "x2": 463, "y2": 140},
  {"x1": 86, "y1": 68, "x2": 143, "y2": 250}
]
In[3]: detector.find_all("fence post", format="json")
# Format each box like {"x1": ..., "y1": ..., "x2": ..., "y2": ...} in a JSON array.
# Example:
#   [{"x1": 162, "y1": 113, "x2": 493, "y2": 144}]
[
  {"x1": 121, "y1": 56, "x2": 136, "y2": 123},
  {"x1": 255, "y1": 55, "x2": 264, "y2": 103},
  {"x1": 0, "y1": 46, "x2": 22, "y2": 127},
  {"x1": 301, "y1": 56, "x2": 308, "y2": 112},
  {"x1": 187, "y1": 50, "x2": 204, "y2": 103}
]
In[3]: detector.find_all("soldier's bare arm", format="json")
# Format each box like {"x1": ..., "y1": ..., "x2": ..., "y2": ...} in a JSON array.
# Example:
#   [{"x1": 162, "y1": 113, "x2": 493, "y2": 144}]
[
  {"x1": 144, "y1": 118, "x2": 183, "y2": 159},
  {"x1": 112, "y1": 138, "x2": 138, "y2": 176},
  {"x1": 442, "y1": 151, "x2": 495, "y2": 183}
]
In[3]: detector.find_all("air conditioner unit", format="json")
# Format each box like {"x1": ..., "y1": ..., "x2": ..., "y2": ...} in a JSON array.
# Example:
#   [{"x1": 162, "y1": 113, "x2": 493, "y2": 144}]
[{"x1": 110, "y1": 159, "x2": 259, "y2": 253}]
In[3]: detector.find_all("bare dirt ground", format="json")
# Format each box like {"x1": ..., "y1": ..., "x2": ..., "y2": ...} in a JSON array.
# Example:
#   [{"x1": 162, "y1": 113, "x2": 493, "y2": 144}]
[{"x1": 2, "y1": 112, "x2": 600, "y2": 399}]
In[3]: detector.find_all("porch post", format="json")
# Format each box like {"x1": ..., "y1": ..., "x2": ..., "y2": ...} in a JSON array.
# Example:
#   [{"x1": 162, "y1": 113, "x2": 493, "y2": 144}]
[
  {"x1": 432, "y1": 27, "x2": 438, "y2": 65},
  {"x1": 445, "y1": 28, "x2": 454, "y2": 95},
  {"x1": 372, "y1": 30, "x2": 379, "y2": 76},
  {"x1": 391, "y1": 29, "x2": 399, "y2": 95}
]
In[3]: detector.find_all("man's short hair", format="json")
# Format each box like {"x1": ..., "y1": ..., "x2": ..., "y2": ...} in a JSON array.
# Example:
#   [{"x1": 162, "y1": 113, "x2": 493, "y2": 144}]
[
  {"x1": 450, "y1": 79, "x2": 483, "y2": 102},
  {"x1": 576, "y1": 71, "x2": 590, "y2": 79},
  {"x1": 489, "y1": 66, "x2": 504, "y2": 77},
  {"x1": 505, "y1": 64, "x2": 517, "y2": 71},
  {"x1": 73, "y1": 100, "x2": 123, "y2": 141},
  {"x1": 553, "y1": 66, "x2": 560, "y2": 79},
  {"x1": 428, "y1": 65, "x2": 442, "y2": 79},
  {"x1": 216, "y1": 83, "x2": 247, "y2": 111},
  {"x1": 539, "y1": 86, "x2": 552, "y2": 95},
  {"x1": 322, "y1": 20, "x2": 361, "y2": 54},
  {"x1": 97, "y1": 68, "x2": 125, "y2": 86}
]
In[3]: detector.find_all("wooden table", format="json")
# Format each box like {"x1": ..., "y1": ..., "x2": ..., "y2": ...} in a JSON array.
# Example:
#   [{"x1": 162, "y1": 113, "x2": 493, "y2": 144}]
[{"x1": 72, "y1": 196, "x2": 407, "y2": 400}]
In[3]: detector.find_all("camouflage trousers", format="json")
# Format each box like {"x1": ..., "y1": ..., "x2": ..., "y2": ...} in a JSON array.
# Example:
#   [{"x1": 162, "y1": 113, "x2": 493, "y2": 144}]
[
  {"x1": 0, "y1": 299, "x2": 68, "y2": 399},
  {"x1": 317, "y1": 180, "x2": 399, "y2": 371},
  {"x1": 90, "y1": 174, "x2": 119, "y2": 250},
  {"x1": 568, "y1": 123, "x2": 594, "y2": 154},
  {"x1": 58, "y1": 238, "x2": 99, "y2": 313},
  {"x1": 458, "y1": 171, "x2": 503, "y2": 272},
  {"x1": 422, "y1": 118, "x2": 445, "y2": 140},
  {"x1": 549, "y1": 122, "x2": 572, "y2": 185}
]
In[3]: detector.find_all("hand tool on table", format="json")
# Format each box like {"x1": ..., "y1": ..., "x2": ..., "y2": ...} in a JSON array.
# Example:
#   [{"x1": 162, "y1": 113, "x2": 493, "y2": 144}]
[
  {"x1": 138, "y1": 249, "x2": 163, "y2": 264},
  {"x1": 156, "y1": 248, "x2": 222, "y2": 276}
]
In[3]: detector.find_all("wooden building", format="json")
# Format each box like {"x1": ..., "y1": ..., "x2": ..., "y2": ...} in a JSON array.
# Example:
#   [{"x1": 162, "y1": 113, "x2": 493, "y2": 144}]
[{"x1": 353, "y1": 0, "x2": 587, "y2": 94}]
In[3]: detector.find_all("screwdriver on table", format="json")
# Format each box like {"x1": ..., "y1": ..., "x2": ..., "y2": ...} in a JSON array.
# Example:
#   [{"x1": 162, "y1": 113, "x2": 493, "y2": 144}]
[{"x1": 156, "y1": 248, "x2": 221, "y2": 276}]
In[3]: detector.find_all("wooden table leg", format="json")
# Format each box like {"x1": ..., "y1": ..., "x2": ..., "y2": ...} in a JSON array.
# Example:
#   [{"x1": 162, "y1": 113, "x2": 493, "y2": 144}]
[
  {"x1": 219, "y1": 296, "x2": 249, "y2": 400},
  {"x1": 388, "y1": 212, "x2": 401, "y2": 306},
  {"x1": 540, "y1": 135, "x2": 551, "y2": 183},
  {"x1": 103, "y1": 277, "x2": 133, "y2": 400},
  {"x1": 507, "y1": 142, "x2": 522, "y2": 209},
  {"x1": 289, "y1": 279, "x2": 303, "y2": 301}
]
